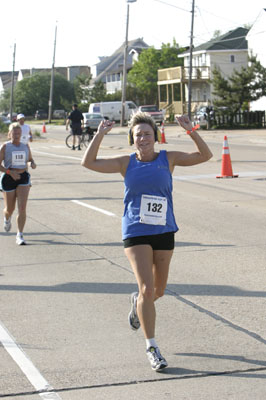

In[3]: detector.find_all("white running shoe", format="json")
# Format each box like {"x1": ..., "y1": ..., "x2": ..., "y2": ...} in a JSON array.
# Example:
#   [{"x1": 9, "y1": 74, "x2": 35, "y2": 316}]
[
  {"x1": 4, "y1": 218, "x2": 11, "y2": 232},
  {"x1": 16, "y1": 233, "x2": 26, "y2": 245},
  {"x1": 146, "y1": 346, "x2": 168, "y2": 371},
  {"x1": 128, "y1": 292, "x2": 140, "y2": 330}
]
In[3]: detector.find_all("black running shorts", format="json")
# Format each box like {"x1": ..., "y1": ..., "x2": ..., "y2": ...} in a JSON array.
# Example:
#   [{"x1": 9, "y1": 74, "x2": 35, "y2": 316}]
[
  {"x1": 0, "y1": 171, "x2": 31, "y2": 192},
  {"x1": 123, "y1": 232, "x2": 175, "y2": 250}
]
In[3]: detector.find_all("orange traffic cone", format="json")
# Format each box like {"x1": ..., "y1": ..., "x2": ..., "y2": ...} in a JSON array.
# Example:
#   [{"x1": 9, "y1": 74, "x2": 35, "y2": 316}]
[
  {"x1": 42, "y1": 121, "x2": 47, "y2": 133},
  {"x1": 159, "y1": 122, "x2": 167, "y2": 144},
  {"x1": 216, "y1": 135, "x2": 238, "y2": 178}
]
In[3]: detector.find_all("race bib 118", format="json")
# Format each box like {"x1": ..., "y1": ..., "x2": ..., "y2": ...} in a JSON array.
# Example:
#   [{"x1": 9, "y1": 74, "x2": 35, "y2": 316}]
[{"x1": 12, "y1": 151, "x2": 26, "y2": 167}]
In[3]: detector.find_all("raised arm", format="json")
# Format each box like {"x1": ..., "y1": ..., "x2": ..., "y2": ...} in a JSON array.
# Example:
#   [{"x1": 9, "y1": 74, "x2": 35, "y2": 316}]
[
  {"x1": 81, "y1": 120, "x2": 129, "y2": 176},
  {"x1": 167, "y1": 115, "x2": 213, "y2": 169}
]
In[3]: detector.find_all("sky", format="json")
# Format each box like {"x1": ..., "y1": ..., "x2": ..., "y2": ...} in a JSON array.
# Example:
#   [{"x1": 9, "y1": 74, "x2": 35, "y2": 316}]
[{"x1": 1, "y1": 0, "x2": 265, "y2": 72}]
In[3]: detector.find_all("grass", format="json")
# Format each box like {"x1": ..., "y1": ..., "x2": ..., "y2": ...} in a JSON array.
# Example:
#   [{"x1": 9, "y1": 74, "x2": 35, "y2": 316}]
[{"x1": 29, "y1": 119, "x2": 66, "y2": 126}]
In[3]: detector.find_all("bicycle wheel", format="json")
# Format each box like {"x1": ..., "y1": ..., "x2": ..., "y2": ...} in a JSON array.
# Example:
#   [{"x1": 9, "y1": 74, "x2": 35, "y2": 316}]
[
  {"x1": 81, "y1": 133, "x2": 89, "y2": 147},
  {"x1": 65, "y1": 134, "x2": 73, "y2": 148},
  {"x1": 79, "y1": 136, "x2": 85, "y2": 149}
]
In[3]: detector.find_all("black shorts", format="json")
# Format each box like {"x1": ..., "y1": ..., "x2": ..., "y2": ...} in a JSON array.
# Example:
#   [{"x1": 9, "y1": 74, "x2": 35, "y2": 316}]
[
  {"x1": 71, "y1": 123, "x2": 82, "y2": 135},
  {"x1": 0, "y1": 171, "x2": 31, "y2": 192},
  {"x1": 123, "y1": 232, "x2": 175, "y2": 250}
]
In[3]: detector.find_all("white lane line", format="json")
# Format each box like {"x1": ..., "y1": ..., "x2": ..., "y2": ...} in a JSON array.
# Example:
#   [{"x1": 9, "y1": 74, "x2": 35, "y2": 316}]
[
  {"x1": 0, "y1": 321, "x2": 62, "y2": 399},
  {"x1": 32, "y1": 149, "x2": 81, "y2": 161},
  {"x1": 173, "y1": 171, "x2": 266, "y2": 181},
  {"x1": 32, "y1": 149, "x2": 266, "y2": 180},
  {"x1": 71, "y1": 199, "x2": 117, "y2": 217},
  {"x1": 173, "y1": 173, "x2": 216, "y2": 180}
]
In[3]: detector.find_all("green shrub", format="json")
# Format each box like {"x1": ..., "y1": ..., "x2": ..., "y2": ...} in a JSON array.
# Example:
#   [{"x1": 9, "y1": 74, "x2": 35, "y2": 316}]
[{"x1": 0, "y1": 121, "x2": 8, "y2": 134}]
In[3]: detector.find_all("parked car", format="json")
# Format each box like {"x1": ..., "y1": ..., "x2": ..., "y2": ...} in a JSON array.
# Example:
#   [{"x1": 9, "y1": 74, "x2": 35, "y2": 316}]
[
  {"x1": 7, "y1": 112, "x2": 17, "y2": 122},
  {"x1": 193, "y1": 106, "x2": 215, "y2": 127},
  {"x1": 53, "y1": 109, "x2": 66, "y2": 119},
  {"x1": 35, "y1": 110, "x2": 48, "y2": 120},
  {"x1": 138, "y1": 105, "x2": 164, "y2": 125},
  {"x1": 0, "y1": 115, "x2": 11, "y2": 125},
  {"x1": 82, "y1": 113, "x2": 106, "y2": 133}
]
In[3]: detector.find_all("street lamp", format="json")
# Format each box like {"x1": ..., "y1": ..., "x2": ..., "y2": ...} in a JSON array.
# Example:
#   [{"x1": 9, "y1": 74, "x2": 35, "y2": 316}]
[
  {"x1": 48, "y1": 23, "x2": 57, "y2": 124},
  {"x1": 120, "y1": 0, "x2": 137, "y2": 126},
  {"x1": 188, "y1": 0, "x2": 195, "y2": 119}
]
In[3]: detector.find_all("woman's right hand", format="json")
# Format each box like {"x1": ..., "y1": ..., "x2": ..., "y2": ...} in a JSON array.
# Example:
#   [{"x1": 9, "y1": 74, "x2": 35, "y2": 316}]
[
  {"x1": 97, "y1": 120, "x2": 115, "y2": 135},
  {"x1": 9, "y1": 170, "x2": 20, "y2": 181}
]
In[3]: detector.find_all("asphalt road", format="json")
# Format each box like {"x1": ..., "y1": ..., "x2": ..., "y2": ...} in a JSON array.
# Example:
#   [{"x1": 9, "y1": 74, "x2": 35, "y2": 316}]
[{"x1": 0, "y1": 125, "x2": 266, "y2": 399}]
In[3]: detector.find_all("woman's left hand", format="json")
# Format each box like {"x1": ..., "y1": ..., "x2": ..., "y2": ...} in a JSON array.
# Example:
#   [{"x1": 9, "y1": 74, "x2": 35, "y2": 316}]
[{"x1": 31, "y1": 161, "x2": 37, "y2": 169}]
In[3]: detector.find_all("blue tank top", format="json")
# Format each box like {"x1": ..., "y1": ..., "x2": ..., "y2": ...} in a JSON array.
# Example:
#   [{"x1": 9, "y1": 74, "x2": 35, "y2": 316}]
[
  {"x1": 122, "y1": 150, "x2": 178, "y2": 239},
  {"x1": 3, "y1": 141, "x2": 29, "y2": 169}
]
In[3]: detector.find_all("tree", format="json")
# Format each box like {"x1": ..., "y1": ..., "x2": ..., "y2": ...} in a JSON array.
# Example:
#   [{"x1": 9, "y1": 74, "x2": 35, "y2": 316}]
[
  {"x1": 0, "y1": 88, "x2": 11, "y2": 113},
  {"x1": 14, "y1": 73, "x2": 75, "y2": 116},
  {"x1": 212, "y1": 55, "x2": 266, "y2": 115},
  {"x1": 212, "y1": 30, "x2": 222, "y2": 39},
  {"x1": 128, "y1": 41, "x2": 185, "y2": 104},
  {"x1": 88, "y1": 81, "x2": 107, "y2": 103},
  {"x1": 73, "y1": 73, "x2": 92, "y2": 104}
]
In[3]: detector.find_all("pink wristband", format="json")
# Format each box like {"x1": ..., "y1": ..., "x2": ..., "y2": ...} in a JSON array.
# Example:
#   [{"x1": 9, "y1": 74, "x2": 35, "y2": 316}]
[{"x1": 187, "y1": 124, "x2": 200, "y2": 135}]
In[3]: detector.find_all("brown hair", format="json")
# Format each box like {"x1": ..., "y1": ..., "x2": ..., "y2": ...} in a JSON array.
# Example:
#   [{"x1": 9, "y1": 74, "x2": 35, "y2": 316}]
[
  {"x1": 128, "y1": 111, "x2": 157, "y2": 134},
  {"x1": 8, "y1": 122, "x2": 21, "y2": 138}
]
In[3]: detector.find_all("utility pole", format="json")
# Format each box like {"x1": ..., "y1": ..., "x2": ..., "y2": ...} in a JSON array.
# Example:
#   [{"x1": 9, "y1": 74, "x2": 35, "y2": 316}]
[
  {"x1": 188, "y1": 0, "x2": 195, "y2": 119},
  {"x1": 9, "y1": 43, "x2": 16, "y2": 121},
  {"x1": 48, "y1": 23, "x2": 57, "y2": 123},
  {"x1": 120, "y1": 0, "x2": 137, "y2": 127}
]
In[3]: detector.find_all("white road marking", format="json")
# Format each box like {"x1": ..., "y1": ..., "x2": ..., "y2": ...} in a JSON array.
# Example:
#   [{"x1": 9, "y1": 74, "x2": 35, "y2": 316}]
[
  {"x1": 32, "y1": 149, "x2": 266, "y2": 180},
  {"x1": 173, "y1": 171, "x2": 266, "y2": 181},
  {"x1": 71, "y1": 199, "x2": 117, "y2": 217},
  {"x1": 32, "y1": 149, "x2": 81, "y2": 161},
  {"x1": 0, "y1": 321, "x2": 62, "y2": 399}
]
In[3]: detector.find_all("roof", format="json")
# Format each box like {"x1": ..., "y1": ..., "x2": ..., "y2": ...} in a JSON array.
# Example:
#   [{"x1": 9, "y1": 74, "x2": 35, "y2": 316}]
[
  {"x1": 182, "y1": 27, "x2": 249, "y2": 55},
  {"x1": 0, "y1": 71, "x2": 19, "y2": 90},
  {"x1": 92, "y1": 38, "x2": 149, "y2": 83}
]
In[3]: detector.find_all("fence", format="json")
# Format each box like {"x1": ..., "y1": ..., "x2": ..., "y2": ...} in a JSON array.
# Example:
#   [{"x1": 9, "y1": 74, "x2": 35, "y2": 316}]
[{"x1": 213, "y1": 110, "x2": 266, "y2": 128}]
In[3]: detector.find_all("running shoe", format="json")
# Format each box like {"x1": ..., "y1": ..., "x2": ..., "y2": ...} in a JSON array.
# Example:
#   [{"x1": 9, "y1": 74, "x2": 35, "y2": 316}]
[
  {"x1": 146, "y1": 346, "x2": 168, "y2": 371},
  {"x1": 128, "y1": 292, "x2": 140, "y2": 330},
  {"x1": 4, "y1": 218, "x2": 11, "y2": 232},
  {"x1": 16, "y1": 233, "x2": 26, "y2": 245}
]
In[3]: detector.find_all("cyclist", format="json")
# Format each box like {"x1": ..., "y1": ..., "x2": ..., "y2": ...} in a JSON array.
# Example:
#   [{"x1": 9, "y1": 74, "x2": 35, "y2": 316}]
[{"x1": 66, "y1": 104, "x2": 84, "y2": 150}]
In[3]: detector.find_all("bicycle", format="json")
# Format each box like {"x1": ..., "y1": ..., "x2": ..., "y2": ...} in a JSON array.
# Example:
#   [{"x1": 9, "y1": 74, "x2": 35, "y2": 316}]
[{"x1": 65, "y1": 130, "x2": 94, "y2": 149}]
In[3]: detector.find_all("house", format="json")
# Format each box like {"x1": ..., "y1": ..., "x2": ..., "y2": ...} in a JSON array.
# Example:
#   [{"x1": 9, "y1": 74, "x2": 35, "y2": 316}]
[
  {"x1": 247, "y1": 8, "x2": 266, "y2": 111},
  {"x1": 91, "y1": 38, "x2": 149, "y2": 94},
  {"x1": 0, "y1": 71, "x2": 19, "y2": 94},
  {"x1": 157, "y1": 27, "x2": 249, "y2": 116},
  {"x1": 18, "y1": 66, "x2": 90, "y2": 82}
]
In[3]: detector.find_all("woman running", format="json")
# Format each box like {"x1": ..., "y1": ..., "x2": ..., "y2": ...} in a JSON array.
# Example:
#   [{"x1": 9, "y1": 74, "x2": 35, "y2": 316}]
[
  {"x1": 0, "y1": 123, "x2": 37, "y2": 245},
  {"x1": 81, "y1": 112, "x2": 212, "y2": 371}
]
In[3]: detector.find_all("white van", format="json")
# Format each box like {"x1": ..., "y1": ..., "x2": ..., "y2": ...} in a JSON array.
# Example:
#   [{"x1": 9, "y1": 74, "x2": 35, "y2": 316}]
[{"x1": 88, "y1": 101, "x2": 137, "y2": 122}]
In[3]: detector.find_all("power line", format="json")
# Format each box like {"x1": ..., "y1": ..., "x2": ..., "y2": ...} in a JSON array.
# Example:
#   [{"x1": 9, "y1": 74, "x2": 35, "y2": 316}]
[{"x1": 151, "y1": 0, "x2": 190, "y2": 13}]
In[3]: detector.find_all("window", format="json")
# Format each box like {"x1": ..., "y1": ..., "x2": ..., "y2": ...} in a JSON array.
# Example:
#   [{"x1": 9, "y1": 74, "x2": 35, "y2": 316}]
[
  {"x1": 160, "y1": 85, "x2": 167, "y2": 102},
  {"x1": 230, "y1": 55, "x2": 235, "y2": 63},
  {"x1": 128, "y1": 102, "x2": 137, "y2": 109},
  {"x1": 173, "y1": 84, "x2": 181, "y2": 101}
]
